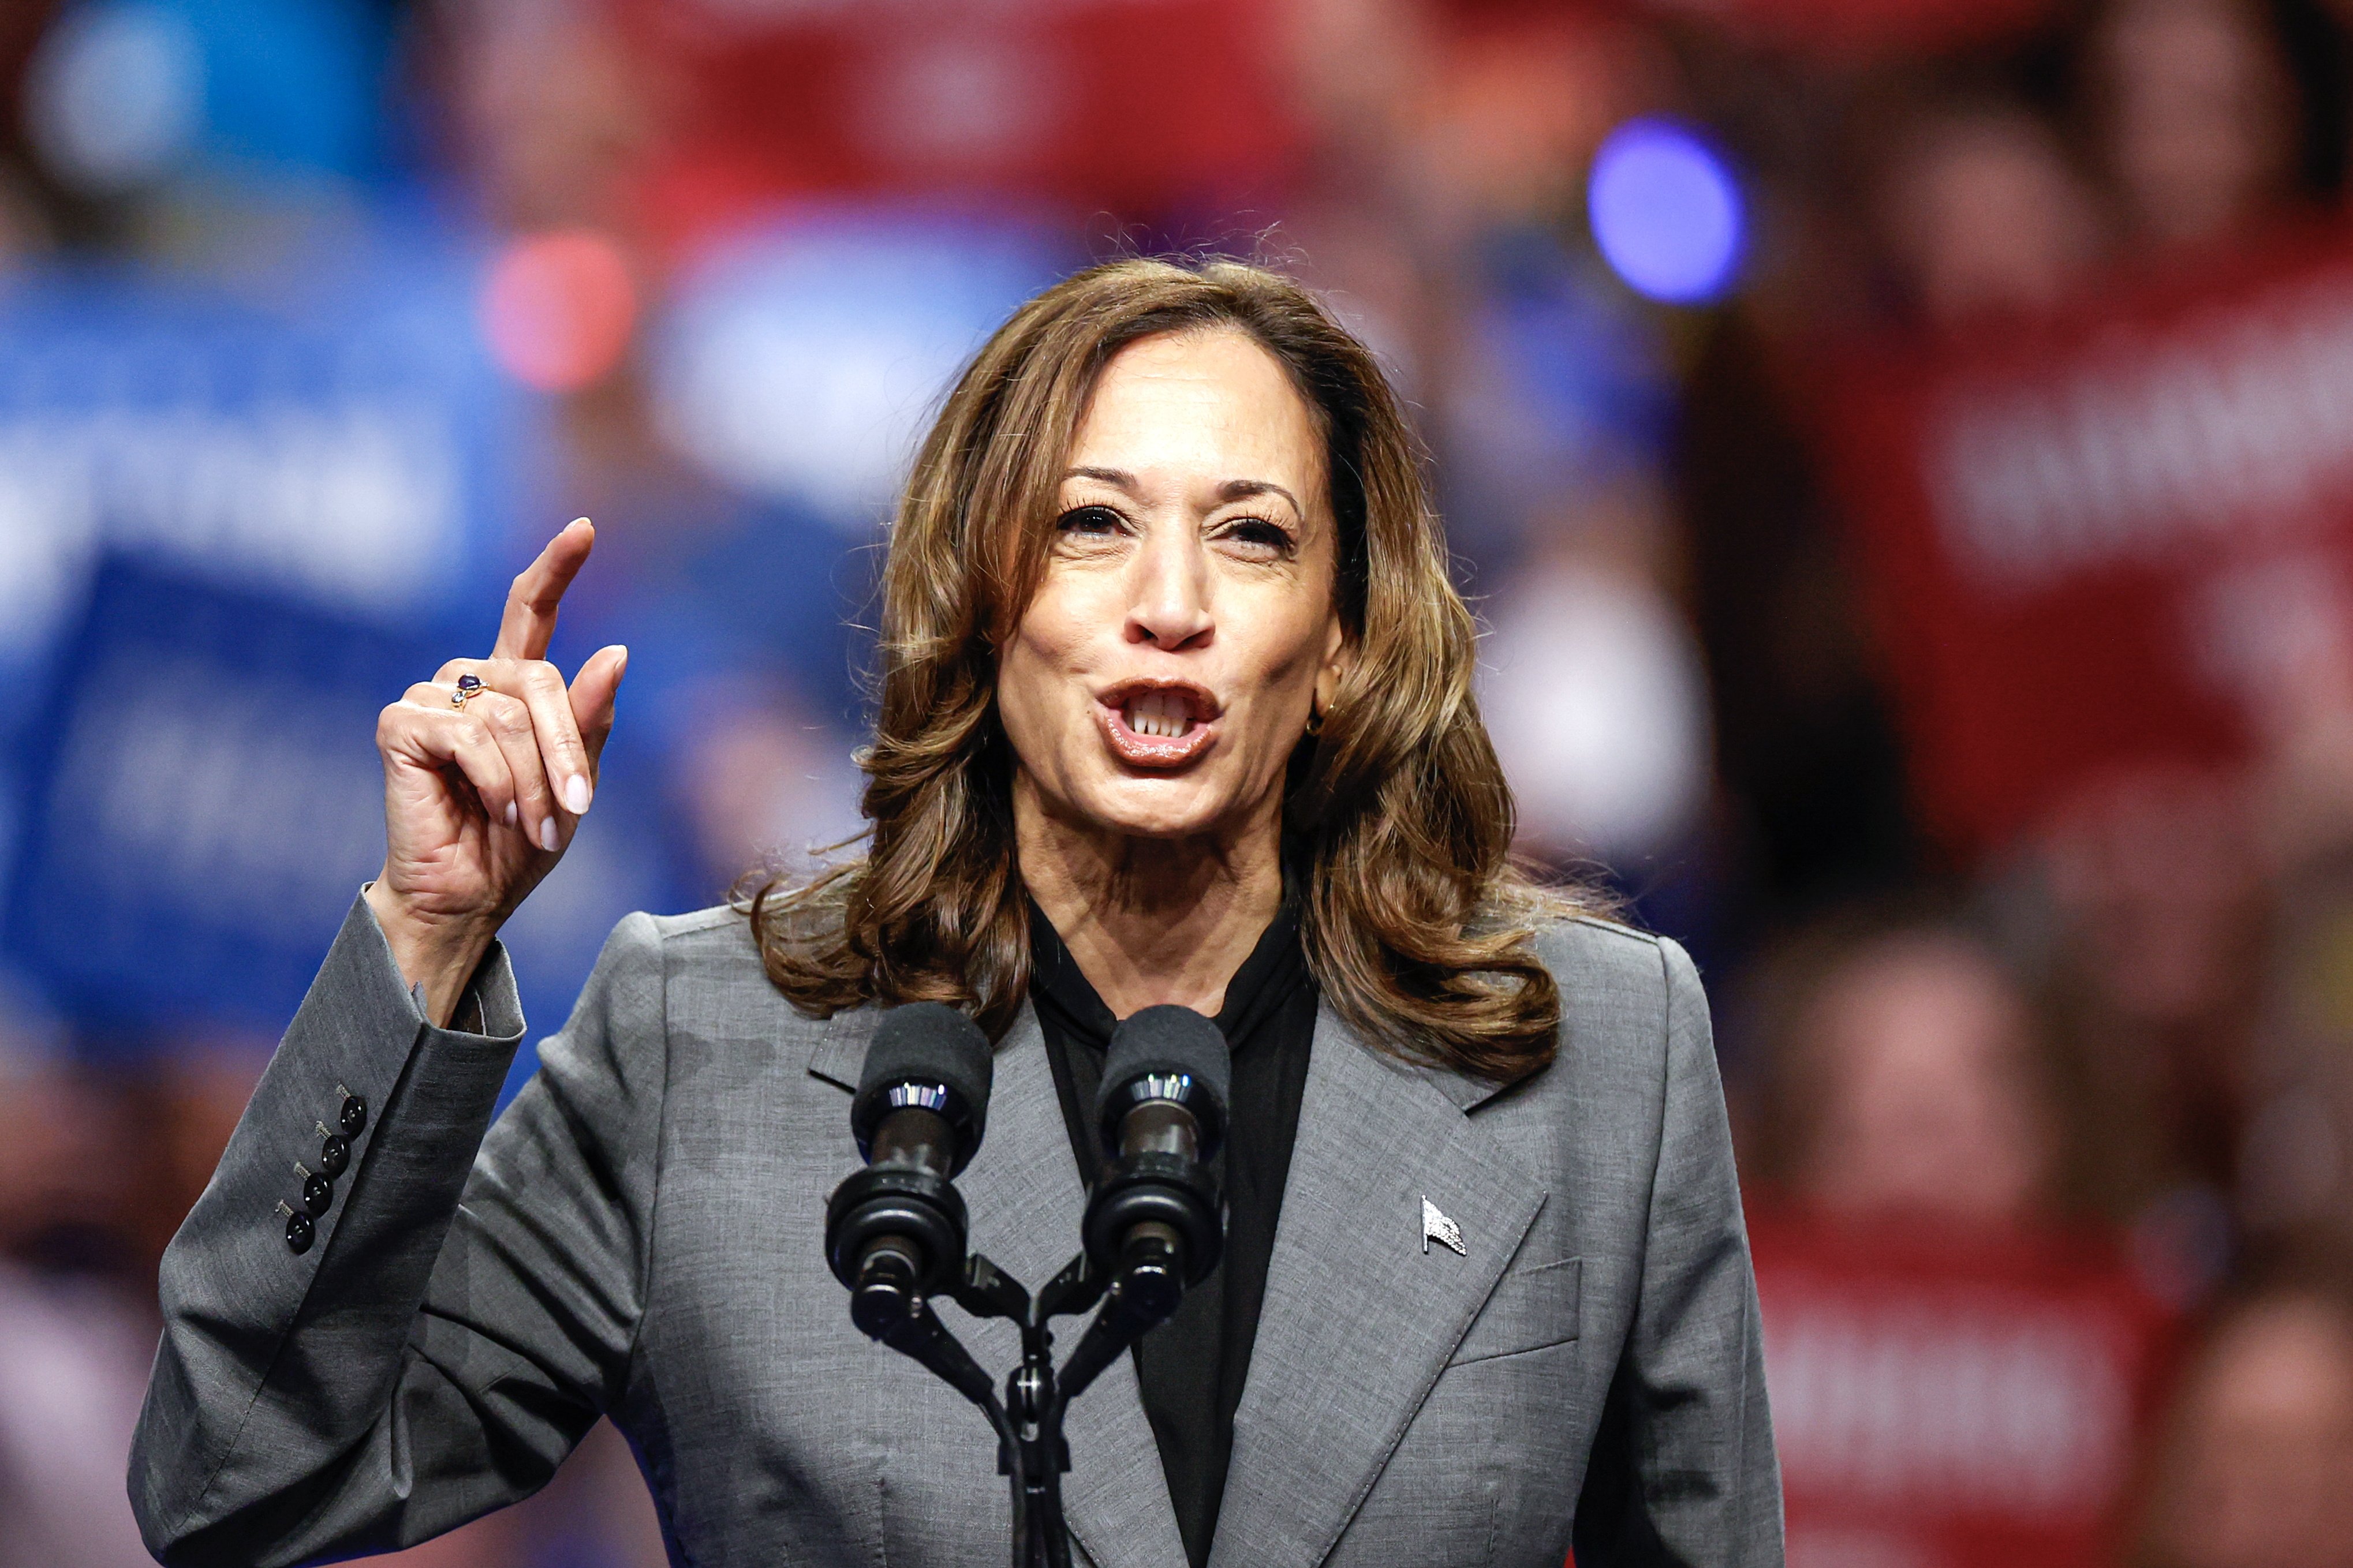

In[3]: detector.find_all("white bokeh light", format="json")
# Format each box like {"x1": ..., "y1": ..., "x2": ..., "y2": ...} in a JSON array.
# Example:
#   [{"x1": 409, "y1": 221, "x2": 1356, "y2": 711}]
[
  {"x1": 651, "y1": 220, "x2": 1055, "y2": 529},
  {"x1": 23, "y1": 2, "x2": 206, "y2": 196},
  {"x1": 1479, "y1": 561, "x2": 1712, "y2": 866}
]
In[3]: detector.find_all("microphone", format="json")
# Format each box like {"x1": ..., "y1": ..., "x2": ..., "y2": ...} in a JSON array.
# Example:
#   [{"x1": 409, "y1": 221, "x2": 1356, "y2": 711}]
[
  {"x1": 825, "y1": 1002, "x2": 994, "y2": 1338},
  {"x1": 1081, "y1": 1006, "x2": 1229, "y2": 1321}
]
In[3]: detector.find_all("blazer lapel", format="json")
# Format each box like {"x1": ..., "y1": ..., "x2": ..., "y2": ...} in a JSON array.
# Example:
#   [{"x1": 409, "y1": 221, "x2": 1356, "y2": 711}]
[
  {"x1": 1209, "y1": 1005, "x2": 1549, "y2": 1568},
  {"x1": 808, "y1": 1004, "x2": 1188, "y2": 1568}
]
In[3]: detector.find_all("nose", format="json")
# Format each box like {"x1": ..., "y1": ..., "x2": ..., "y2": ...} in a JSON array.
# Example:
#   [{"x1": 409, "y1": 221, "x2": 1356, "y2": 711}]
[{"x1": 1125, "y1": 524, "x2": 1213, "y2": 651}]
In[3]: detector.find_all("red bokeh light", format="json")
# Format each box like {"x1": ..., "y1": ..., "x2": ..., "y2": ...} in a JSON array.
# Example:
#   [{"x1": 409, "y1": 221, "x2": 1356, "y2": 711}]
[{"x1": 479, "y1": 229, "x2": 637, "y2": 393}]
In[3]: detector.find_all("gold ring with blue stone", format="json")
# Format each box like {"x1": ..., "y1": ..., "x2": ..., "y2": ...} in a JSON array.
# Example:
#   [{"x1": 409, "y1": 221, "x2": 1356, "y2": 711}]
[{"x1": 450, "y1": 673, "x2": 484, "y2": 709}]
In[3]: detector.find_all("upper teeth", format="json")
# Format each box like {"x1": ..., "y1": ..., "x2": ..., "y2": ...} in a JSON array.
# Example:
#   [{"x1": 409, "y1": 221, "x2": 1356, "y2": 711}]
[{"x1": 1127, "y1": 691, "x2": 1190, "y2": 739}]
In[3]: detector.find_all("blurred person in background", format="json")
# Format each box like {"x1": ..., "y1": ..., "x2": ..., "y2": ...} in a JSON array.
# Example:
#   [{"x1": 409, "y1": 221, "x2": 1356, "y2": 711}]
[
  {"x1": 1874, "y1": 88, "x2": 2109, "y2": 331},
  {"x1": 1740, "y1": 911, "x2": 2175, "y2": 1567},
  {"x1": 434, "y1": 0, "x2": 659, "y2": 238},
  {"x1": 0, "y1": 1006, "x2": 154, "y2": 1568},
  {"x1": 421, "y1": 0, "x2": 881, "y2": 909},
  {"x1": 1480, "y1": 513, "x2": 1716, "y2": 895},
  {"x1": 2134, "y1": 1263, "x2": 2353, "y2": 1568},
  {"x1": 2078, "y1": 0, "x2": 2303, "y2": 252},
  {"x1": 2205, "y1": 649, "x2": 2353, "y2": 1273},
  {"x1": 0, "y1": 162, "x2": 50, "y2": 265},
  {"x1": 1351, "y1": 7, "x2": 1723, "y2": 928},
  {"x1": 1745, "y1": 915, "x2": 2063, "y2": 1228},
  {"x1": 2030, "y1": 770, "x2": 2269, "y2": 1278}
]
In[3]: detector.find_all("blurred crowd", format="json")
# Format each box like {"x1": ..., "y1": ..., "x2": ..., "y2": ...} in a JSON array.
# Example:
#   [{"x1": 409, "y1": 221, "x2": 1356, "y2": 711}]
[{"x1": 8, "y1": 0, "x2": 2353, "y2": 1565}]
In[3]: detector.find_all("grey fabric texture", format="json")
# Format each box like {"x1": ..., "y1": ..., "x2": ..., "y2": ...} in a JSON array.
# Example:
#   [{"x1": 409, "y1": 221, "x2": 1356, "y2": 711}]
[{"x1": 129, "y1": 891, "x2": 1781, "y2": 1568}]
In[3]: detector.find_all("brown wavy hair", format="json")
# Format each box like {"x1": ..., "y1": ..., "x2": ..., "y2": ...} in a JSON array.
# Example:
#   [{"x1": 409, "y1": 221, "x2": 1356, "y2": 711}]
[{"x1": 744, "y1": 256, "x2": 1589, "y2": 1083}]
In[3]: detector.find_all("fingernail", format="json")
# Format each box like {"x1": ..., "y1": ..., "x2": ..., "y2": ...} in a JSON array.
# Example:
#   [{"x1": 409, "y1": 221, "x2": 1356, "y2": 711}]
[
  {"x1": 504, "y1": 800, "x2": 518, "y2": 828},
  {"x1": 613, "y1": 645, "x2": 629, "y2": 678},
  {"x1": 539, "y1": 818, "x2": 561, "y2": 853},
  {"x1": 564, "y1": 775, "x2": 592, "y2": 814}
]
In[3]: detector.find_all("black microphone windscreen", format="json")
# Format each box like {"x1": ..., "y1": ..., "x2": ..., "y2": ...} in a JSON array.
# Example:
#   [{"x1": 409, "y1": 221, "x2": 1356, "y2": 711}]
[
  {"x1": 854, "y1": 1002, "x2": 994, "y2": 1152},
  {"x1": 1097, "y1": 1005, "x2": 1231, "y2": 1122}
]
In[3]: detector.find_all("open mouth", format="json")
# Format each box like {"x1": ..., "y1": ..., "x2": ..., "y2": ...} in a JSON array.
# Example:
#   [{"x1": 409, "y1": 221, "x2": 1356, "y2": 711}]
[{"x1": 1099, "y1": 682, "x2": 1219, "y2": 768}]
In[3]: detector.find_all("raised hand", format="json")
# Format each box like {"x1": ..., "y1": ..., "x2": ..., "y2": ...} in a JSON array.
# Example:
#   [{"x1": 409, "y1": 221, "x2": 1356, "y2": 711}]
[{"x1": 364, "y1": 519, "x2": 628, "y2": 1024}]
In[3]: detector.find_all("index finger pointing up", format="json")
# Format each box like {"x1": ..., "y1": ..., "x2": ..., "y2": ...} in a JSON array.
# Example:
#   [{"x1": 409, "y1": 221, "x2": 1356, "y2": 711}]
[{"x1": 493, "y1": 518, "x2": 596, "y2": 660}]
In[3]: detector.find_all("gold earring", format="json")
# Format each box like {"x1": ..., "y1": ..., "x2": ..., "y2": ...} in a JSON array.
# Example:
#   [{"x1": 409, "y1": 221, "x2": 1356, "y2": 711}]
[{"x1": 1305, "y1": 703, "x2": 1324, "y2": 738}]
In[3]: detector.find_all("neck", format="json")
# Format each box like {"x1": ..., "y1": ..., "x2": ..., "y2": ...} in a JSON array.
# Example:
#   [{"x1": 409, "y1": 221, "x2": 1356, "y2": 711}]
[{"x1": 1014, "y1": 776, "x2": 1284, "y2": 1019}]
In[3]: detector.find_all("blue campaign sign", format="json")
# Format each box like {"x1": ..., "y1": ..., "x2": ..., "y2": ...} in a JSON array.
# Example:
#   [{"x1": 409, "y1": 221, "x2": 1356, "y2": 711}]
[
  {"x1": 3, "y1": 559, "x2": 690, "y2": 1095},
  {"x1": 0, "y1": 237, "x2": 536, "y2": 737}
]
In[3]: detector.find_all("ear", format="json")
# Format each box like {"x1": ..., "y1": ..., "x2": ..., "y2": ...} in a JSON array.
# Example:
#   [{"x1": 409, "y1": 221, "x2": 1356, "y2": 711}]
[{"x1": 1314, "y1": 612, "x2": 1356, "y2": 717}]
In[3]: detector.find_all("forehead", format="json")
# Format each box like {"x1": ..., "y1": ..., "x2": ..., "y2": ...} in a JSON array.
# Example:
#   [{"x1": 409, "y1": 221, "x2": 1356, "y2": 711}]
[{"x1": 1066, "y1": 327, "x2": 1325, "y2": 497}]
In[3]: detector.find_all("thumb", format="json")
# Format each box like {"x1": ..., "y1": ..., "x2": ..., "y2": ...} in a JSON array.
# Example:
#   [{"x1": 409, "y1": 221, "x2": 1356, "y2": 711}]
[{"x1": 572, "y1": 645, "x2": 628, "y2": 770}]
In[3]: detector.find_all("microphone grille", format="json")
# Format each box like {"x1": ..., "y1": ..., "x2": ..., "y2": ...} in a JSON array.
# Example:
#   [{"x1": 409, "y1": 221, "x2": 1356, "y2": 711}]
[
  {"x1": 852, "y1": 1002, "x2": 993, "y2": 1169},
  {"x1": 1097, "y1": 1005, "x2": 1232, "y2": 1124}
]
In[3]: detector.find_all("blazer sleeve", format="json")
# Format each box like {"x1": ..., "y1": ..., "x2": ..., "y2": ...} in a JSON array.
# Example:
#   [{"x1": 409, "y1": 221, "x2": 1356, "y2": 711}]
[
  {"x1": 1574, "y1": 937, "x2": 1784, "y2": 1567},
  {"x1": 128, "y1": 892, "x2": 670, "y2": 1568}
]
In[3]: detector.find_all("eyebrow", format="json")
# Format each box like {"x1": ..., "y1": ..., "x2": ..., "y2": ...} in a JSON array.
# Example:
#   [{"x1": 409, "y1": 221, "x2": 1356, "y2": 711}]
[{"x1": 1062, "y1": 467, "x2": 1305, "y2": 516}]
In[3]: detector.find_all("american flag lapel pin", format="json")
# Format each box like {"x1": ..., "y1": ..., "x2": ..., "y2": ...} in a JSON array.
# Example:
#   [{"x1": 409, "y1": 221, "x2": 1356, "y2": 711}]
[{"x1": 1422, "y1": 1196, "x2": 1466, "y2": 1256}]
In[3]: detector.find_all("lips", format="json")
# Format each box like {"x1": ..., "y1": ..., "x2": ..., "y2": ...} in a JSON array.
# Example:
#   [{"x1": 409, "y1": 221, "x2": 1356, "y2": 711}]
[{"x1": 1098, "y1": 681, "x2": 1219, "y2": 768}]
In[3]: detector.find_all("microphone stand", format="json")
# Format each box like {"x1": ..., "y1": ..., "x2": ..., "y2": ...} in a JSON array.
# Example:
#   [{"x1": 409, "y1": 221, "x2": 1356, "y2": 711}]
[{"x1": 869, "y1": 1245, "x2": 1186, "y2": 1568}]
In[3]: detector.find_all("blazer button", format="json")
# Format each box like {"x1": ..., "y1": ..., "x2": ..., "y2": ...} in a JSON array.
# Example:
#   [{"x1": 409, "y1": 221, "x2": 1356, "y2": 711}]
[
  {"x1": 337, "y1": 1093, "x2": 367, "y2": 1137},
  {"x1": 285, "y1": 1211, "x2": 315, "y2": 1254},
  {"x1": 318, "y1": 1132, "x2": 350, "y2": 1177},
  {"x1": 302, "y1": 1173, "x2": 334, "y2": 1217}
]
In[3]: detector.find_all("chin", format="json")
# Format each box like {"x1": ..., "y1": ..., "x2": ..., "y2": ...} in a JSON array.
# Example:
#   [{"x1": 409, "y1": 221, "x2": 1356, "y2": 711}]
[{"x1": 1070, "y1": 772, "x2": 1242, "y2": 841}]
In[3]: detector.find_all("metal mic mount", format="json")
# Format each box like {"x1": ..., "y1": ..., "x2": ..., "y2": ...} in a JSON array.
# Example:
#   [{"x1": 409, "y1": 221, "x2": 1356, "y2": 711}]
[
  {"x1": 831, "y1": 1004, "x2": 1228, "y2": 1567},
  {"x1": 849, "y1": 1236, "x2": 1196, "y2": 1568}
]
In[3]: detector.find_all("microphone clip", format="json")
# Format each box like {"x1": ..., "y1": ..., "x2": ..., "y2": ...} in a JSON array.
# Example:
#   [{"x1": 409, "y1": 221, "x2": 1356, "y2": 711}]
[
  {"x1": 1081, "y1": 1151, "x2": 1222, "y2": 1319},
  {"x1": 851, "y1": 1232, "x2": 1207, "y2": 1568},
  {"x1": 824, "y1": 1165, "x2": 969, "y2": 1338}
]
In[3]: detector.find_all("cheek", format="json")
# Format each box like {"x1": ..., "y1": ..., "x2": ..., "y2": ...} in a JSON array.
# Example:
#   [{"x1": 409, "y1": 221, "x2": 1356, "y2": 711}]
[
  {"x1": 1010, "y1": 574, "x2": 1107, "y2": 668},
  {"x1": 998, "y1": 592, "x2": 1091, "y2": 735},
  {"x1": 1237, "y1": 596, "x2": 1335, "y2": 696}
]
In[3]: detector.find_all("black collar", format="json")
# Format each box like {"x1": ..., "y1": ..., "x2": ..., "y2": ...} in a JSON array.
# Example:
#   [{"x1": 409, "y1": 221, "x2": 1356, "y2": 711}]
[{"x1": 1026, "y1": 882, "x2": 1309, "y2": 1056}]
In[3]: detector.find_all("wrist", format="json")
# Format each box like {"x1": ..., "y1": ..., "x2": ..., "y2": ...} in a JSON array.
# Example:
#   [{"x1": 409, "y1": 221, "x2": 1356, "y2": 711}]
[{"x1": 364, "y1": 878, "x2": 499, "y2": 1027}]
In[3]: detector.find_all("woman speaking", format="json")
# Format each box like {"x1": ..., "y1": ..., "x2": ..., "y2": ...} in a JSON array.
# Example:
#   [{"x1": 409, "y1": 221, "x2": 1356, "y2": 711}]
[{"x1": 129, "y1": 260, "x2": 1780, "y2": 1568}]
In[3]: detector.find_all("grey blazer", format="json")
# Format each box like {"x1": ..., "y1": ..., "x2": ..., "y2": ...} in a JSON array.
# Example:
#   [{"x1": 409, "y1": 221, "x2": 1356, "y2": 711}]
[{"x1": 129, "y1": 894, "x2": 1780, "y2": 1568}]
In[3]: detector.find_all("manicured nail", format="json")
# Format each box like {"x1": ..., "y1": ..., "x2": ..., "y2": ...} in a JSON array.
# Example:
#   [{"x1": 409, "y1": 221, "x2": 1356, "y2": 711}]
[
  {"x1": 539, "y1": 818, "x2": 561, "y2": 853},
  {"x1": 504, "y1": 799, "x2": 518, "y2": 828},
  {"x1": 564, "y1": 775, "x2": 592, "y2": 814}
]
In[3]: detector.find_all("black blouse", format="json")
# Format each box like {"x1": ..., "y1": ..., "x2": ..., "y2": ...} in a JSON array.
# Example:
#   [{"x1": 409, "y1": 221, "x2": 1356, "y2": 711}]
[{"x1": 1028, "y1": 893, "x2": 1317, "y2": 1568}]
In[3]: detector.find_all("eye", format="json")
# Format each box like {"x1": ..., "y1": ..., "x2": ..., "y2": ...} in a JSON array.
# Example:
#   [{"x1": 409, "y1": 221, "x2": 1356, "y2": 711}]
[
  {"x1": 1220, "y1": 516, "x2": 1295, "y2": 557},
  {"x1": 1055, "y1": 504, "x2": 1123, "y2": 537}
]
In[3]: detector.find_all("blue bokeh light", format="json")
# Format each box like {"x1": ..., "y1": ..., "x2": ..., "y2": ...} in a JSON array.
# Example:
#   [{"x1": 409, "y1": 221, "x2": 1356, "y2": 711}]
[{"x1": 1588, "y1": 118, "x2": 1747, "y2": 305}]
